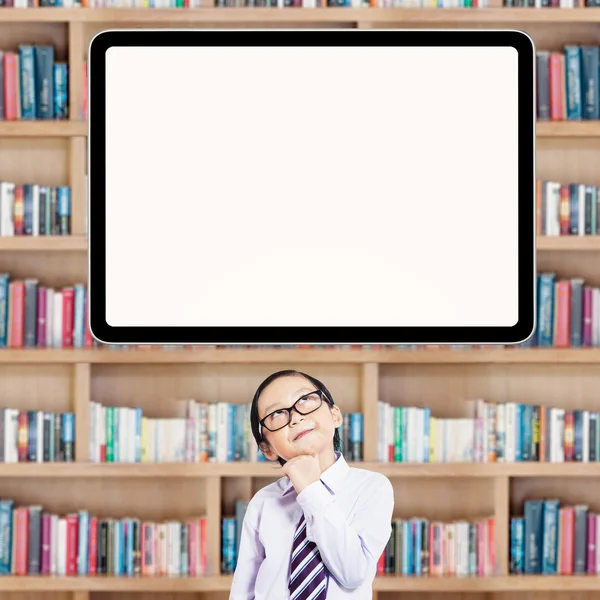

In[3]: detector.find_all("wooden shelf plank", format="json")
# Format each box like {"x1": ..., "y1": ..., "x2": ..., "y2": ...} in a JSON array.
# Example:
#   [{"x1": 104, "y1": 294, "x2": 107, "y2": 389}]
[
  {"x1": 0, "y1": 236, "x2": 87, "y2": 251},
  {"x1": 0, "y1": 575, "x2": 599, "y2": 592},
  {"x1": 537, "y1": 236, "x2": 600, "y2": 250},
  {"x1": 3, "y1": 461, "x2": 600, "y2": 478},
  {"x1": 0, "y1": 236, "x2": 599, "y2": 252},
  {"x1": 536, "y1": 121, "x2": 600, "y2": 137},
  {"x1": 0, "y1": 347, "x2": 600, "y2": 364},
  {"x1": 0, "y1": 120, "x2": 596, "y2": 138},
  {"x1": 0, "y1": 121, "x2": 87, "y2": 137},
  {"x1": 2, "y1": 7, "x2": 600, "y2": 23},
  {"x1": 373, "y1": 575, "x2": 600, "y2": 592}
]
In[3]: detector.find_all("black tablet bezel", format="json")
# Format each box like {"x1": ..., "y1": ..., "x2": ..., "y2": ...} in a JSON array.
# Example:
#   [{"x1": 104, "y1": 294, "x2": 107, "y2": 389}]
[{"x1": 88, "y1": 28, "x2": 535, "y2": 346}]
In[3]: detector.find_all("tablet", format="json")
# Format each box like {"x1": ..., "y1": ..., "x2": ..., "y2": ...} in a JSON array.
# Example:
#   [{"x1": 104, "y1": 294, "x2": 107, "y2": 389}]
[{"x1": 88, "y1": 28, "x2": 535, "y2": 345}]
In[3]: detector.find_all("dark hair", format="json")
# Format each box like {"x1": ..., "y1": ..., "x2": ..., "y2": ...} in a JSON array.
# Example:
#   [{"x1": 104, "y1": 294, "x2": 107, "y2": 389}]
[{"x1": 250, "y1": 369, "x2": 342, "y2": 467}]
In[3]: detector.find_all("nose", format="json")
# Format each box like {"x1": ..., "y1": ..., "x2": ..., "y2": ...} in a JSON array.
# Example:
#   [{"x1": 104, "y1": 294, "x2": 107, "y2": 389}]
[{"x1": 289, "y1": 408, "x2": 304, "y2": 427}]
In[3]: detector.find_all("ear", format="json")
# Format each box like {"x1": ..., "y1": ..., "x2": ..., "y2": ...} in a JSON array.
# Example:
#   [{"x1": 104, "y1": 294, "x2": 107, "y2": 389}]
[
  {"x1": 330, "y1": 404, "x2": 343, "y2": 429},
  {"x1": 259, "y1": 441, "x2": 279, "y2": 462}
]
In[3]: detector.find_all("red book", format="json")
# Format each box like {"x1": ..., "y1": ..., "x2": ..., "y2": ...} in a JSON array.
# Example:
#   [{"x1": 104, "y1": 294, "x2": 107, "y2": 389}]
[
  {"x1": 549, "y1": 53, "x2": 565, "y2": 120},
  {"x1": 9, "y1": 281, "x2": 25, "y2": 348},
  {"x1": 41, "y1": 512, "x2": 51, "y2": 574},
  {"x1": 477, "y1": 520, "x2": 485, "y2": 576},
  {"x1": 15, "y1": 508, "x2": 29, "y2": 575},
  {"x1": 560, "y1": 507, "x2": 575, "y2": 574},
  {"x1": 84, "y1": 290, "x2": 93, "y2": 348},
  {"x1": 555, "y1": 281, "x2": 571, "y2": 348},
  {"x1": 2, "y1": 53, "x2": 17, "y2": 120},
  {"x1": 487, "y1": 517, "x2": 495, "y2": 575},
  {"x1": 66, "y1": 514, "x2": 79, "y2": 575},
  {"x1": 62, "y1": 287, "x2": 75, "y2": 348},
  {"x1": 377, "y1": 549, "x2": 385, "y2": 573},
  {"x1": 200, "y1": 517, "x2": 207, "y2": 574},
  {"x1": 588, "y1": 512, "x2": 597, "y2": 573},
  {"x1": 88, "y1": 517, "x2": 98, "y2": 575}
]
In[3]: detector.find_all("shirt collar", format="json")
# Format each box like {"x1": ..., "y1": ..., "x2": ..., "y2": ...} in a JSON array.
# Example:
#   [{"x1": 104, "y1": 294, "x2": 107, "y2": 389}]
[{"x1": 282, "y1": 451, "x2": 349, "y2": 496}]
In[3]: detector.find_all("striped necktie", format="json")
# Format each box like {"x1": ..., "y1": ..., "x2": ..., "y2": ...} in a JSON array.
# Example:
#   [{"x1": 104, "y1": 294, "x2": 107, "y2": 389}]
[{"x1": 288, "y1": 512, "x2": 328, "y2": 600}]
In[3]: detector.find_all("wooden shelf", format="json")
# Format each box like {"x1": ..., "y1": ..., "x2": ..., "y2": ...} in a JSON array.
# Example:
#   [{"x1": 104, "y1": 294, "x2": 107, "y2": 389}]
[
  {"x1": 0, "y1": 121, "x2": 87, "y2": 137},
  {"x1": 0, "y1": 236, "x2": 87, "y2": 251},
  {"x1": 1, "y1": 575, "x2": 600, "y2": 592},
  {"x1": 536, "y1": 121, "x2": 600, "y2": 137},
  {"x1": 0, "y1": 119, "x2": 597, "y2": 139},
  {"x1": 537, "y1": 236, "x2": 600, "y2": 250},
  {"x1": 1, "y1": 7, "x2": 600, "y2": 23},
  {"x1": 4, "y1": 461, "x2": 600, "y2": 478},
  {"x1": 0, "y1": 236, "x2": 599, "y2": 253},
  {"x1": 1, "y1": 347, "x2": 599, "y2": 364}
]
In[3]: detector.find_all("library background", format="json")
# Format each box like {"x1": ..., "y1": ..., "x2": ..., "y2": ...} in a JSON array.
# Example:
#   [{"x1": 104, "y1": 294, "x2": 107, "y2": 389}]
[{"x1": 0, "y1": 0, "x2": 597, "y2": 598}]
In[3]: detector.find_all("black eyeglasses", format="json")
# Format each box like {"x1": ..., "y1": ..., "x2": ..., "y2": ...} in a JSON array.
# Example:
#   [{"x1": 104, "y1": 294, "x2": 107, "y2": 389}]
[{"x1": 259, "y1": 390, "x2": 325, "y2": 433}]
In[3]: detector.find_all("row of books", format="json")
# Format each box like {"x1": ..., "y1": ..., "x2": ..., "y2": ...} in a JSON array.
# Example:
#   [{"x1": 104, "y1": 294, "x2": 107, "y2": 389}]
[
  {"x1": 0, "y1": 409, "x2": 74, "y2": 463},
  {"x1": 537, "y1": 46, "x2": 600, "y2": 121},
  {"x1": 378, "y1": 402, "x2": 473, "y2": 463},
  {"x1": 0, "y1": 182, "x2": 71, "y2": 237},
  {"x1": 0, "y1": 47, "x2": 68, "y2": 121},
  {"x1": 471, "y1": 399, "x2": 600, "y2": 463},
  {"x1": 505, "y1": 0, "x2": 593, "y2": 5},
  {"x1": 522, "y1": 273, "x2": 600, "y2": 348},
  {"x1": 89, "y1": 399, "x2": 364, "y2": 464},
  {"x1": 537, "y1": 180, "x2": 600, "y2": 236},
  {"x1": 215, "y1": 0, "x2": 487, "y2": 7},
  {"x1": 0, "y1": 500, "x2": 209, "y2": 576},
  {"x1": 378, "y1": 516, "x2": 496, "y2": 576},
  {"x1": 0, "y1": 276, "x2": 92, "y2": 348},
  {"x1": 511, "y1": 499, "x2": 600, "y2": 574},
  {"x1": 378, "y1": 399, "x2": 600, "y2": 464},
  {"x1": 0, "y1": 0, "x2": 201, "y2": 6}
]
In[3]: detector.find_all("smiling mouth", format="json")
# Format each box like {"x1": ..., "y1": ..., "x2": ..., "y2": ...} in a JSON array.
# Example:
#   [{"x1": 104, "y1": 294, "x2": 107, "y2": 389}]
[{"x1": 294, "y1": 429, "x2": 314, "y2": 441}]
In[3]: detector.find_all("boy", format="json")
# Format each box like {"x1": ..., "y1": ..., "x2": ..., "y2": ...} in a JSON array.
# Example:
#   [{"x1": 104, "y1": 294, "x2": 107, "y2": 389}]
[{"x1": 229, "y1": 369, "x2": 394, "y2": 599}]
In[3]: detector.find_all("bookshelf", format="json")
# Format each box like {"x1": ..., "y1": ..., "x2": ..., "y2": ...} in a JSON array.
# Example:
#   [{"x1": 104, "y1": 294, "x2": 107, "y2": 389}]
[{"x1": 0, "y1": 5, "x2": 599, "y2": 600}]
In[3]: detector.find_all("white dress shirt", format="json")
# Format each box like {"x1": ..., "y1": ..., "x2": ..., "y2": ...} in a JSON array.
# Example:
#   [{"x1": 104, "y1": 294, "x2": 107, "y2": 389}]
[{"x1": 229, "y1": 452, "x2": 394, "y2": 599}]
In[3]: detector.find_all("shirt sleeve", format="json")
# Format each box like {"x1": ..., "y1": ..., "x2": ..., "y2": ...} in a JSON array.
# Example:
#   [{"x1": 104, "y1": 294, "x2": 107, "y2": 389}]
[
  {"x1": 229, "y1": 501, "x2": 265, "y2": 600},
  {"x1": 296, "y1": 473, "x2": 394, "y2": 590}
]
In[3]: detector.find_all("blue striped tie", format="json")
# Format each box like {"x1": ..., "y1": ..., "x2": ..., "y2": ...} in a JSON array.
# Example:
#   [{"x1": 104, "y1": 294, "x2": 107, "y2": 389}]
[{"x1": 288, "y1": 513, "x2": 328, "y2": 600}]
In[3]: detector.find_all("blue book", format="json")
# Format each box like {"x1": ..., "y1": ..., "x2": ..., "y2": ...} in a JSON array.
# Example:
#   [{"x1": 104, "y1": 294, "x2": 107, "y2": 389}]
[
  {"x1": 510, "y1": 517, "x2": 524, "y2": 574},
  {"x1": 413, "y1": 520, "x2": 422, "y2": 576},
  {"x1": 57, "y1": 187, "x2": 71, "y2": 234},
  {"x1": 514, "y1": 404, "x2": 522, "y2": 461},
  {"x1": 0, "y1": 500, "x2": 13, "y2": 574},
  {"x1": 78, "y1": 511, "x2": 89, "y2": 575},
  {"x1": 23, "y1": 185, "x2": 33, "y2": 235},
  {"x1": 565, "y1": 46, "x2": 582, "y2": 120},
  {"x1": 542, "y1": 499, "x2": 559, "y2": 574},
  {"x1": 524, "y1": 500, "x2": 544, "y2": 573},
  {"x1": 18, "y1": 45, "x2": 36, "y2": 119},
  {"x1": 34, "y1": 46, "x2": 54, "y2": 119},
  {"x1": 53, "y1": 63, "x2": 68, "y2": 119},
  {"x1": 537, "y1": 273, "x2": 556, "y2": 346},
  {"x1": 581, "y1": 46, "x2": 600, "y2": 119},
  {"x1": 73, "y1": 284, "x2": 85, "y2": 348}
]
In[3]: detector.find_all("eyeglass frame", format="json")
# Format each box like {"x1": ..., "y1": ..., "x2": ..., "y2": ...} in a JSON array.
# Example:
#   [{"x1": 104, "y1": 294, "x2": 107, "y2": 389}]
[{"x1": 258, "y1": 389, "x2": 327, "y2": 434}]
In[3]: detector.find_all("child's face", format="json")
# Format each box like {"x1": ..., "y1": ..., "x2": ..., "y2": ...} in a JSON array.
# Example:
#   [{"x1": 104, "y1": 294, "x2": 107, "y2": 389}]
[{"x1": 257, "y1": 375, "x2": 342, "y2": 463}]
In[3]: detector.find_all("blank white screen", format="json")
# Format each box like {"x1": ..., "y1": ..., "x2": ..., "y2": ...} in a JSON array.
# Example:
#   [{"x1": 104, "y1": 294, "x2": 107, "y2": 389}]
[{"x1": 104, "y1": 43, "x2": 520, "y2": 328}]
